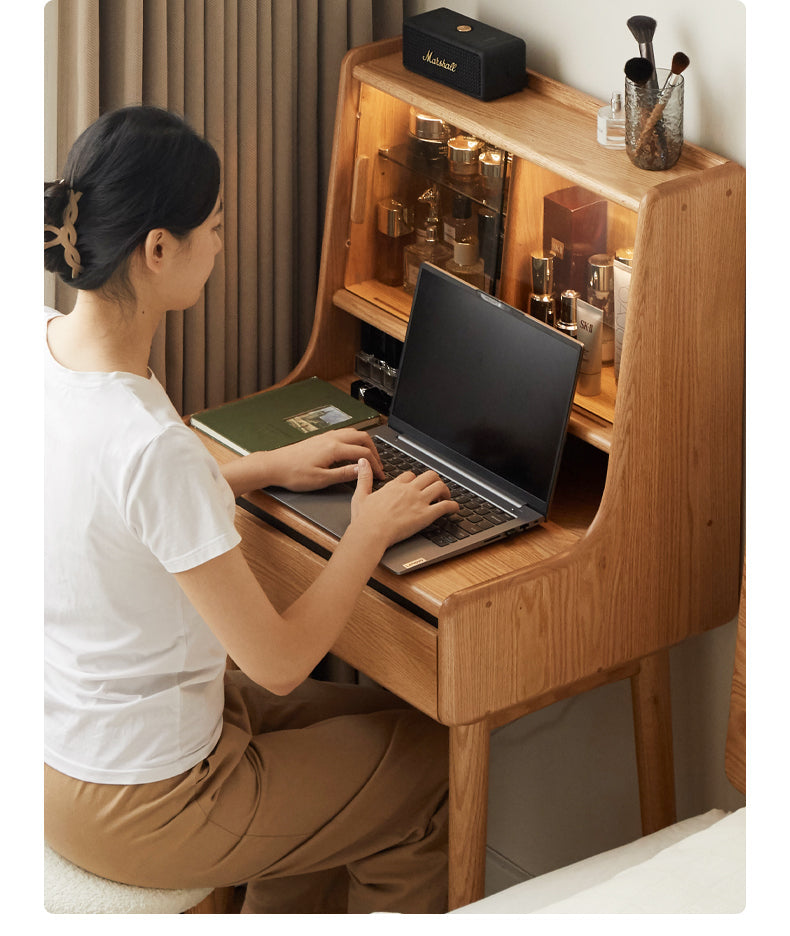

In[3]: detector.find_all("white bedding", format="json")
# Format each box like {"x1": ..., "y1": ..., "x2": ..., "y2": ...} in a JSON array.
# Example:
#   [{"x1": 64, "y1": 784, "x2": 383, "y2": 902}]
[{"x1": 454, "y1": 807, "x2": 745, "y2": 914}]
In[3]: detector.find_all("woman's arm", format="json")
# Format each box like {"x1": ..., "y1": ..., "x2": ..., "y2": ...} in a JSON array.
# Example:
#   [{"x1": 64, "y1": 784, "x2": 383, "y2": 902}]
[
  {"x1": 219, "y1": 428, "x2": 385, "y2": 497},
  {"x1": 175, "y1": 459, "x2": 456, "y2": 695}
]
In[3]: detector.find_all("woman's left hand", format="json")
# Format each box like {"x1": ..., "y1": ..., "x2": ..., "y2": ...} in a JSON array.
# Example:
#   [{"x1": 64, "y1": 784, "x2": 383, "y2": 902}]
[{"x1": 261, "y1": 428, "x2": 386, "y2": 491}]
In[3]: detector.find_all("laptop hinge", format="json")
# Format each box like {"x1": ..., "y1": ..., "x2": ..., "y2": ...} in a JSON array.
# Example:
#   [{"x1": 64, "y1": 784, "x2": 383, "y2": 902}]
[{"x1": 393, "y1": 437, "x2": 526, "y2": 510}]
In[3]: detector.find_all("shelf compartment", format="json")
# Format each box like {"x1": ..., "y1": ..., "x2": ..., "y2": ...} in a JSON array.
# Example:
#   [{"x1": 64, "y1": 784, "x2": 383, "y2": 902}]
[
  {"x1": 353, "y1": 53, "x2": 725, "y2": 214},
  {"x1": 333, "y1": 287, "x2": 614, "y2": 451},
  {"x1": 378, "y1": 143, "x2": 508, "y2": 216}
]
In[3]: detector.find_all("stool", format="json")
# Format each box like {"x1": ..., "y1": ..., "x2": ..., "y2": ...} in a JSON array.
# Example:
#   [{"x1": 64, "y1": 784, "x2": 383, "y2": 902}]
[{"x1": 44, "y1": 843, "x2": 217, "y2": 913}]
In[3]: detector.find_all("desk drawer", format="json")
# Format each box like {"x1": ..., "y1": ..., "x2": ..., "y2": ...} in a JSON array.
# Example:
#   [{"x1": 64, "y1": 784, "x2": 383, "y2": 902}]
[{"x1": 235, "y1": 506, "x2": 439, "y2": 719}]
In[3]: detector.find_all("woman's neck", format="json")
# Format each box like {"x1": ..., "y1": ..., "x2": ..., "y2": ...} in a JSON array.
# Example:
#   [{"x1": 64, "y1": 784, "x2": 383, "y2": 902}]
[{"x1": 48, "y1": 291, "x2": 164, "y2": 378}]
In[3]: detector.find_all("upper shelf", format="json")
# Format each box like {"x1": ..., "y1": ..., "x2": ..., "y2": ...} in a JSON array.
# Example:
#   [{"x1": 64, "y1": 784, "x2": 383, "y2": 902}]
[{"x1": 353, "y1": 53, "x2": 726, "y2": 214}]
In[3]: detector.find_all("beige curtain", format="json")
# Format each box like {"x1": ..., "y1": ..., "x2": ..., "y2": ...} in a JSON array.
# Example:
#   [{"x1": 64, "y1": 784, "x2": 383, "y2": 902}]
[{"x1": 45, "y1": 0, "x2": 402, "y2": 415}]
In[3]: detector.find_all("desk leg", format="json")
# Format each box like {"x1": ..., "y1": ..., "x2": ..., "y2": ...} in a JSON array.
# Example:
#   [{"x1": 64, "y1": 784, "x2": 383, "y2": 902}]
[
  {"x1": 448, "y1": 720, "x2": 489, "y2": 911},
  {"x1": 631, "y1": 648, "x2": 677, "y2": 834}
]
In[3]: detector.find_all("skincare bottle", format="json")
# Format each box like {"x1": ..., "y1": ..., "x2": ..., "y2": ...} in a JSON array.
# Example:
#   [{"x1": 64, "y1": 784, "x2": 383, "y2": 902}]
[
  {"x1": 479, "y1": 147, "x2": 507, "y2": 201},
  {"x1": 477, "y1": 207, "x2": 502, "y2": 293},
  {"x1": 613, "y1": 248, "x2": 634, "y2": 381},
  {"x1": 597, "y1": 92, "x2": 626, "y2": 149},
  {"x1": 575, "y1": 298, "x2": 603, "y2": 395},
  {"x1": 447, "y1": 134, "x2": 483, "y2": 180},
  {"x1": 403, "y1": 221, "x2": 452, "y2": 293},
  {"x1": 528, "y1": 251, "x2": 557, "y2": 326},
  {"x1": 586, "y1": 254, "x2": 615, "y2": 364},
  {"x1": 445, "y1": 239, "x2": 485, "y2": 288},
  {"x1": 556, "y1": 290, "x2": 579, "y2": 340},
  {"x1": 375, "y1": 198, "x2": 415, "y2": 286},
  {"x1": 443, "y1": 194, "x2": 475, "y2": 247},
  {"x1": 408, "y1": 107, "x2": 451, "y2": 164}
]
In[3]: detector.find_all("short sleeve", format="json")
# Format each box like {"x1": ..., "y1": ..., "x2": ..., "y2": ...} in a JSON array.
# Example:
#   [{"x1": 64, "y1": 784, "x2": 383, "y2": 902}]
[{"x1": 124, "y1": 425, "x2": 241, "y2": 573}]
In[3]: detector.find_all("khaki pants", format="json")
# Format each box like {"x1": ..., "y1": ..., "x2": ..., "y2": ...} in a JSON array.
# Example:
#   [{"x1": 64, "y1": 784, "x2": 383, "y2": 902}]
[{"x1": 45, "y1": 671, "x2": 449, "y2": 913}]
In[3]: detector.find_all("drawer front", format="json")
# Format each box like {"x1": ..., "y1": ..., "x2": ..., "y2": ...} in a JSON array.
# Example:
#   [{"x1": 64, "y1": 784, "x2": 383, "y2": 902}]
[{"x1": 235, "y1": 506, "x2": 439, "y2": 719}]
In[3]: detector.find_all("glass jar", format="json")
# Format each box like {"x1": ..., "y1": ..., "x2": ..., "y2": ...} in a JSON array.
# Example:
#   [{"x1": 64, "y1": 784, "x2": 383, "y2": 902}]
[
  {"x1": 625, "y1": 68, "x2": 684, "y2": 170},
  {"x1": 375, "y1": 198, "x2": 414, "y2": 286},
  {"x1": 447, "y1": 134, "x2": 483, "y2": 179},
  {"x1": 408, "y1": 107, "x2": 452, "y2": 164}
]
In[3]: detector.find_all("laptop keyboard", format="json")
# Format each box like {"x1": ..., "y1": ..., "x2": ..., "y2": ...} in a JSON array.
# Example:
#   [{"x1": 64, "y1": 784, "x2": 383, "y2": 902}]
[{"x1": 373, "y1": 438, "x2": 514, "y2": 547}]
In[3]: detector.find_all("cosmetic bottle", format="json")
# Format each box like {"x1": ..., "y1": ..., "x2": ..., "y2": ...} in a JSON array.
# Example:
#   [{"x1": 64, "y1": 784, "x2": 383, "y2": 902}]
[
  {"x1": 375, "y1": 198, "x2": 415, "y2": 286},
  {"x1": 613, "y1": 248, "x2": 634, "y2": 381},
  {"x1": 443, "y1": 194, "x2": 475, "y2": 247},
  {"x1": 477, "y1": 207, "x2": 501, "y2": 293},
  {"x1": 445, "y1": 239, "x2": 485, "y2": 288},
  {"x1": 403, "y1": 221, "x2": 452, "y2": 293},
  {"x1": 447, "y1": 134, "x2": 483, "y2": 180},
  {"x1": 586, "y1": 254, "x2": 615, "y2": 364},
  {"x1": 556, "y1": 290, "x2": 579, "y2": 340},
  {"x1": 408, "y1": 107, "x2": 452, "y2": 164},
  {"x1": 575, "y1": 299, "x2": 603, "y2": 395},
  {"x1": 597, "y1": 92, "x2": 626, "y2": 149},
  {"x1": 479, "y1": 147, "x2": 507, "y2": 201},
  {"x1": 528, "y1": 251, "x2": 557, "y2": 326}
]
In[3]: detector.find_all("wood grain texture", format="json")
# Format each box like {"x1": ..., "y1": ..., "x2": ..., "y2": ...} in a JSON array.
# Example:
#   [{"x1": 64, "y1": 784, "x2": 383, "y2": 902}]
[
  {"x1": 725, "y1": 569, "x2": 746, "y2": 795},
  {"x1": 448, "y1": 721, "x2": 489, "y2": 909},
  {"x1": 437, "y1": 161, "x2": 745, "y2": 726},
  {"x1": 631, "y1": 650, "x2": 677, "y2": 833}
]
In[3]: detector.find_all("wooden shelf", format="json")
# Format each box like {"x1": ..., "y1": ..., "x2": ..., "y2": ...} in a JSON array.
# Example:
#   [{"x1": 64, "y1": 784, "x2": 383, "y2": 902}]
[
  {"x1": 353, "y1": 53, "x2": 726, "y2": 214},
  {"x1": 333, "y1": 286, "x2": 615, "y2": 451}
]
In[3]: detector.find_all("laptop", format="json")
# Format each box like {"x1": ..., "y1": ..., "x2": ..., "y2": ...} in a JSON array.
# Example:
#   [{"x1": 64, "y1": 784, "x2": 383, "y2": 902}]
[{"x1": 264, "y1": 264, "x2": 583, "y2": 574}]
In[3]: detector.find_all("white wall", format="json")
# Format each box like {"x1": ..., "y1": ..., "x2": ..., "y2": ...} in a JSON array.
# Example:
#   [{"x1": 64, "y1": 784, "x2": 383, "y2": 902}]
[
  {"x1": 404, "y1": 0, "x2": 747, "y2": 892},
  {"x1": 405, "y1": 0, "x2": 746, "y2": 164}
]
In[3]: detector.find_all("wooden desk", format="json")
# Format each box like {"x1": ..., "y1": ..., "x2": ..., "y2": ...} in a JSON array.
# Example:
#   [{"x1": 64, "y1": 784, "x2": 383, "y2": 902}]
[
  {"x1": 199, "y1": 432, "x2": 678, "y2": 909},
  {"x1": 194, "y1": 37, "x2": 745, "y2": 910}
]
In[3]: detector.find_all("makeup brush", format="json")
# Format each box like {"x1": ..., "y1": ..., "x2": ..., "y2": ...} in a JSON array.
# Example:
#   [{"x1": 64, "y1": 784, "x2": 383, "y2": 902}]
[
  {"x1": 627, "y1": 15, "x2": 659, "y2": 86},
  {"x1": 624, "y1": 56, "x2": 655, "y2": 88},
  {"x1": 635, "y1": 52, "x2": 690, "y2": 154}
]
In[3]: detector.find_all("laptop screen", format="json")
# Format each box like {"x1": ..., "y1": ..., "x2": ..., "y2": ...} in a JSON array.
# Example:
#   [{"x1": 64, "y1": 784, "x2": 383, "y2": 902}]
[{"x1": 389, "y1": 265, "x2": 582, "y2": 511}]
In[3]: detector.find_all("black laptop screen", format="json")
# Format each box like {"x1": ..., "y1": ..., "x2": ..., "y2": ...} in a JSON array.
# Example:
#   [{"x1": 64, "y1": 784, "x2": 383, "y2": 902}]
[{"x1": 389, "y1": 265, "x2": 582, "y2": 509}]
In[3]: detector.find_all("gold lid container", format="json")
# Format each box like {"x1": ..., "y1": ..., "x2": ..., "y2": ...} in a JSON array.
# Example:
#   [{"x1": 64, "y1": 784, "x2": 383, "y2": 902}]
[
  {"x1": 377, "y1": 198, "x2": 413, "y2": 238},
  {"x1": 408, "y1": 107, "x2": 451, "y2": 142}
]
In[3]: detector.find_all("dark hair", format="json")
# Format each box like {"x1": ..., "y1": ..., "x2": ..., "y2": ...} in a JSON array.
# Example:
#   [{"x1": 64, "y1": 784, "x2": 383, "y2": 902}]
[{"x1": 44, "y1": 105, "x2": 221, "y2": 295}]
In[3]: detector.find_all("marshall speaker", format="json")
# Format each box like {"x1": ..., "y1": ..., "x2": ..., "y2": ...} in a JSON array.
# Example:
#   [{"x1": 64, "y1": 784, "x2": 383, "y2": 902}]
[{"x1": 402, "y1": 7, "x2": 526, "y2": 101}]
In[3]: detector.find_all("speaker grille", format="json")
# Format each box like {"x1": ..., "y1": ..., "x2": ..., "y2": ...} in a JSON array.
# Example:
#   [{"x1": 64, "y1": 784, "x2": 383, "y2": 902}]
[{"x1": 402, "y1": 30, "x2": 482, "y2": 98}]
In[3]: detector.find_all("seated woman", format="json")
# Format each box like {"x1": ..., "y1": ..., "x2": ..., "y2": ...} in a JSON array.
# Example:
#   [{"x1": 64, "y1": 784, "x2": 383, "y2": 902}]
[{"x1": 44, "y1": 105, "x2": 457, "y2": 914}]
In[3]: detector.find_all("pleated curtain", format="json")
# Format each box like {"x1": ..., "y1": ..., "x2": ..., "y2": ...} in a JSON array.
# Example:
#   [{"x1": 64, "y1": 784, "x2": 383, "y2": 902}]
[{"x1": 44, "y1": 0, "x2": 402, "y2": 415}]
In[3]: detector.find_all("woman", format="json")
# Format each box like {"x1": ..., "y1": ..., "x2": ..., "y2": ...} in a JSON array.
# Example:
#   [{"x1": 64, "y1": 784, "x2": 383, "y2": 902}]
[{"x1": 44, "y1": 105, "x2": 456, "y2": 913}]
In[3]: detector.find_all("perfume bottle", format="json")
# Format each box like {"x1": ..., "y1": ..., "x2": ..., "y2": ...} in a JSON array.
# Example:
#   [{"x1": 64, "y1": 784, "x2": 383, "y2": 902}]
[
  {"x1": 445, "y1": 239, "x2": 485, "y2": 288},
  {"x1": 443, "y1": 194, "x2": 475, "y2": 247},
  {"x1": 403, "y1": 221, "x2": 452, "y2": 293},
  {"x1": 597, "y1": 92, "x2": 626, "y2": 149},
  {"x1": 528, "y1": 250, "x2": 557, "y2": 326}
]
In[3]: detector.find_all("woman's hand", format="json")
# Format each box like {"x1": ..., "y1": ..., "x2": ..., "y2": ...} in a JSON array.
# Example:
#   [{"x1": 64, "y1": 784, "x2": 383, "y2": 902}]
[
  {"x1": 262, "y1": 428, "x2": 386, "y2": 492},
  {"x1": 350, "y1": 457, "x2": 458, "y2": 549}
]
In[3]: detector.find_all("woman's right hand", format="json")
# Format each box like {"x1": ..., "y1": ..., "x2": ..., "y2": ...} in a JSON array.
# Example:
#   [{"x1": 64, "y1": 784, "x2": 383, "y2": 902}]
[{"x1": 350, "y1": 457, "x2": 458, "y2": 550}]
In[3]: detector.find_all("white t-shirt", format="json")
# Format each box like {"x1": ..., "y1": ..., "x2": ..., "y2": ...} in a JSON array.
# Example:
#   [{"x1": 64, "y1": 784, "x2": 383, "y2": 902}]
[{"x1": 44, "y1": 309, "x2": 241, "y2": 784}]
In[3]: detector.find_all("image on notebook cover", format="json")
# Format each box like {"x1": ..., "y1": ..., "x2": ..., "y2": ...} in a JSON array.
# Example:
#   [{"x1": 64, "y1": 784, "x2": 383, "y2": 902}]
[{"x1": 259, "y1": 264, "x2": 582, "y2": 574}]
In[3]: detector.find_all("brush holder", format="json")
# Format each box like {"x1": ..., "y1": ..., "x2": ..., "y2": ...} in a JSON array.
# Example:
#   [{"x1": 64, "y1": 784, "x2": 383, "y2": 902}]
[{"x1": 625, "y1": 68, "x2": 684, "y2": 170}]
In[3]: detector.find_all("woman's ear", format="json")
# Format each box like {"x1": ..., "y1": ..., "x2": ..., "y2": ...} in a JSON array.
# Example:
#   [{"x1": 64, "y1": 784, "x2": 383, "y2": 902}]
[{"x1": 141, "y1": 229, "x2": 168, "y2": 274}]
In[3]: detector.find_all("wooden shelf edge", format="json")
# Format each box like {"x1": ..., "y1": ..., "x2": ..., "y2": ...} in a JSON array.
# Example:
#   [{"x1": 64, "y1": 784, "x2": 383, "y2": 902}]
[{"x1": 352, "y1": 53, "x2": 728, "y2": 214}]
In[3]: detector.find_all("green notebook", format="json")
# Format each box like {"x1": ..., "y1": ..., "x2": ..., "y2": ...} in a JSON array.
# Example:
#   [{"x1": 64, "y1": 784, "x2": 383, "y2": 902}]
[{"x1": 189, "y1": 377, "x2": 381, "y2": 455}]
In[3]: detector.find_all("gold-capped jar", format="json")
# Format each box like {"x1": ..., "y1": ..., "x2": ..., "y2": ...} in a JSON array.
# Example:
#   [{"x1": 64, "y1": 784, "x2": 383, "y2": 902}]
[
  {"x1": 408, "y1": 107, "x2": 452, "y2": 162},
  {"x1": 447, "y1": 134, "x2": 483, "y2": 178}
]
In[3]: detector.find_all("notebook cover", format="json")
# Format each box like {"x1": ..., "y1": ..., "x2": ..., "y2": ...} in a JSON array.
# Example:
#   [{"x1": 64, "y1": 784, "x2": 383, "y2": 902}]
[{"x1": 189, "y1": 377, "x2": 380, "y2": 455}]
